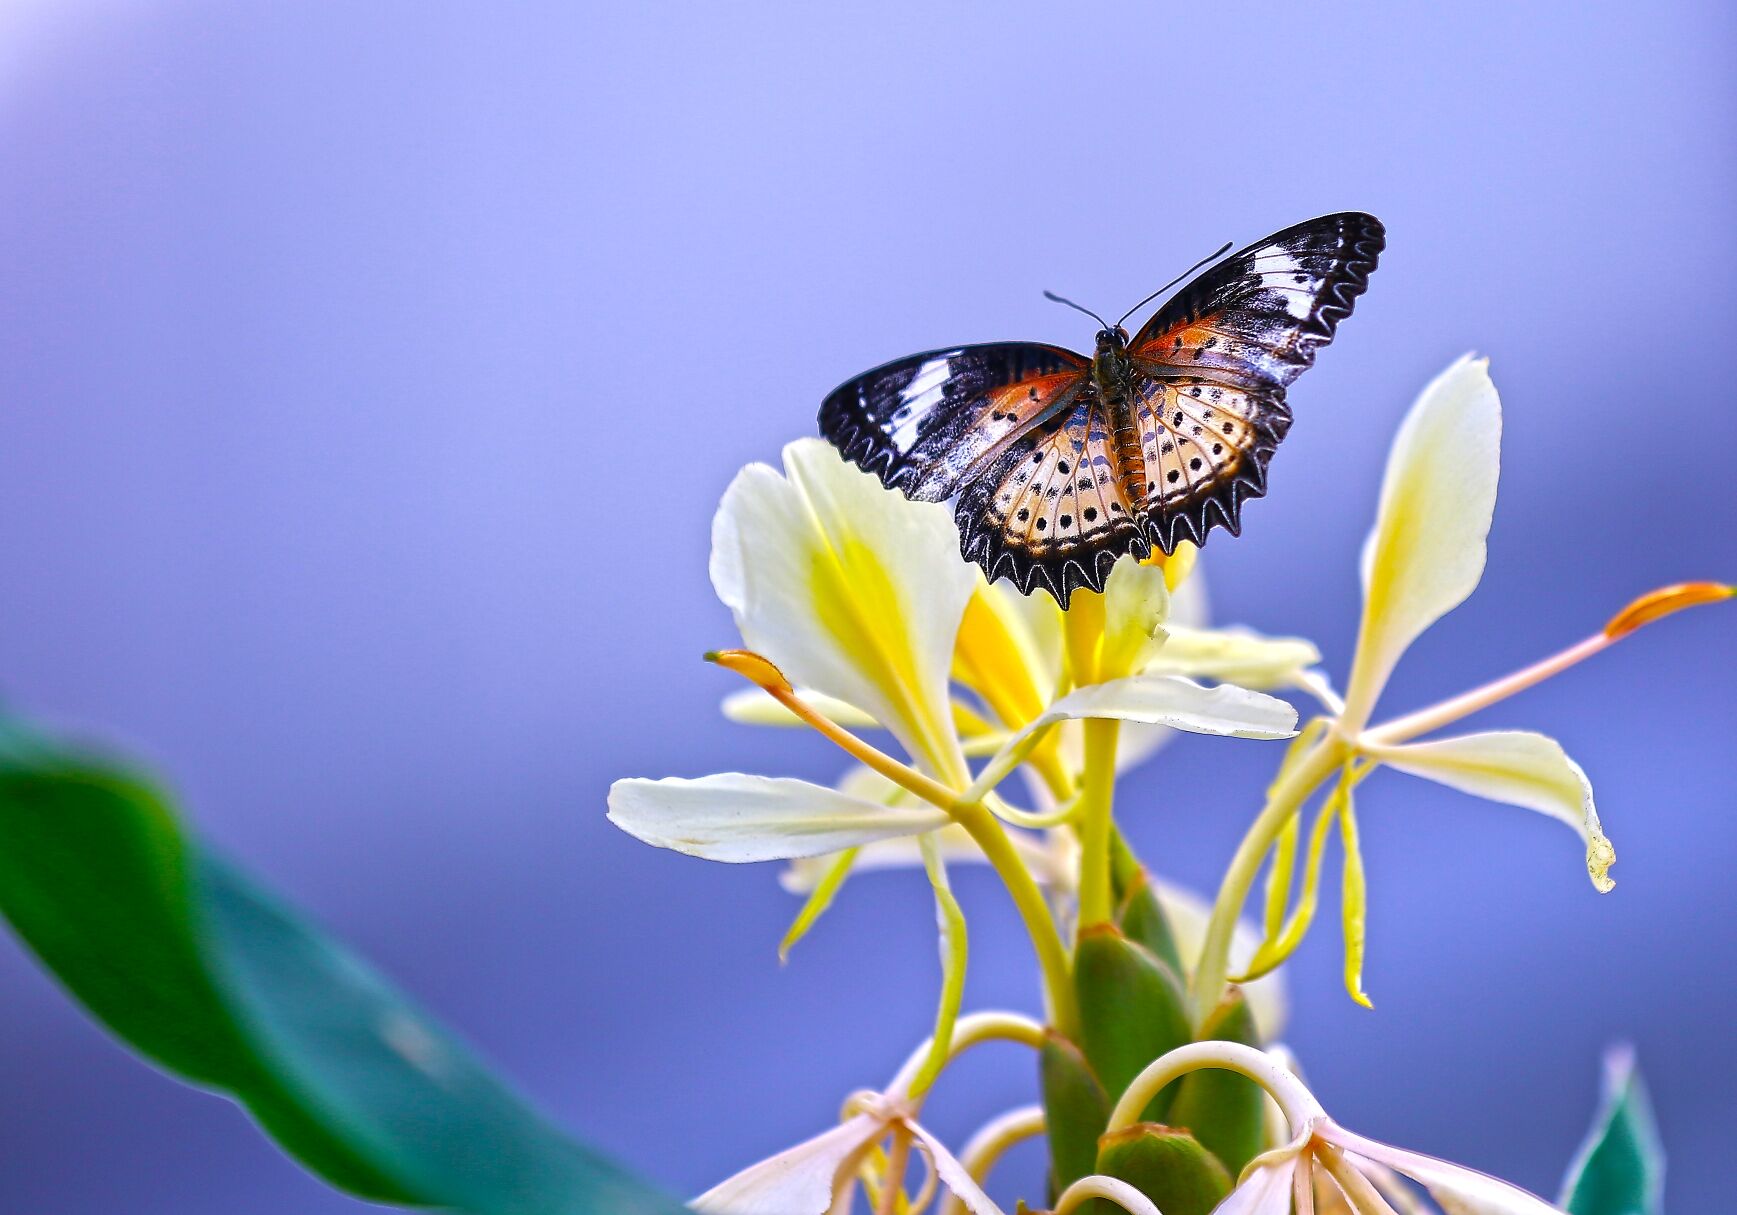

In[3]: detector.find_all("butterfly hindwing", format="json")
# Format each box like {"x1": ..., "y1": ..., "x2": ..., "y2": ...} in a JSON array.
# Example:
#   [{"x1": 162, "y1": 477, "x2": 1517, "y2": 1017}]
[
  {"x1": 954, "y1": 396, "x2": 1149, "y2": 600},
  {"x1": 1128, "y1": 375, "x2": 1289, "y2": 551},
  {"x1": 820, "y1": 342, "x2": 1089, "y2": 502}
]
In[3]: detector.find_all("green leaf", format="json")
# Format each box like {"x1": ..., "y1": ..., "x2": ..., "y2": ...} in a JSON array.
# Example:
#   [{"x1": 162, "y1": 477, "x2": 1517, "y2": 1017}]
[
  {"x1": 1073, "y1": 924, "x2": 1191, "y2": 1120},
  {"x1": 1039, "y1": 1031, "x2": 1110, "y2": 1195},
  {"x1": 1166, "y1": 988, "x2": 1266, "y2": 1177},
  {"x1": 1090, "y1": 1124, "x2": 1232, "y2": 1215},
  {"x1": 0, "y1": 727, "x2": 688, "y2": 1214},
  {"x1": 1560, "y1": 1047, "x2": 1664, "y2": 1215}
]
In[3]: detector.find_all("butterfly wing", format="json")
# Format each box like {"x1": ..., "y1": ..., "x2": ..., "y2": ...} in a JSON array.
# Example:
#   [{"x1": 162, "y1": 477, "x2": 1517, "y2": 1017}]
[
  {"x1": 819, "y1": 342, "x2": 1090, "y2": 502},
  {"x1": 1123, "y1": 211, "x2": 1384, "y2": 550},
  {"x1": 954, "y1": 395, "x2": 1150, "y2": 603}
]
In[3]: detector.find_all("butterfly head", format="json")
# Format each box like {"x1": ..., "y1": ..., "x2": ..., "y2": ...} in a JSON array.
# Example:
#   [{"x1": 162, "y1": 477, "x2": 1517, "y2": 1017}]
[{"x1": 1094, "y1": 326, "x2": 1130, "y2": 354}]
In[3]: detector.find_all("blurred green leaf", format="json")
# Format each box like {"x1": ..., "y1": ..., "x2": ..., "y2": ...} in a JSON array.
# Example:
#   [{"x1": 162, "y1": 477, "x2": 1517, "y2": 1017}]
[
  {"x1": 1167, "y1": 987, "x2": 1266, "y2": 1178},
  {"x1": 1560, "y1": 1047, "x2": 1664, "y2": 1215},
  {"x1": 1040, "y1": 1031, "x2": 1110, "y2": 1196},
  {"x1": 1073, "y1": 925, "x2": 1190, "y2": 1120},
  {"x1": 0, "y1": 725, "x2": 688, "y2": 1214},
  {"x1": 1091, "y1": 1124, "x2": 1231, "y2": 1215}
]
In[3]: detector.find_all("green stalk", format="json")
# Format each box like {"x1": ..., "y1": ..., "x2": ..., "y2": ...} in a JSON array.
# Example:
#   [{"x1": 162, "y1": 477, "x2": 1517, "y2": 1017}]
[{"x1": 1190, "y1": 733, "x2": 1347, "y2": 1025}]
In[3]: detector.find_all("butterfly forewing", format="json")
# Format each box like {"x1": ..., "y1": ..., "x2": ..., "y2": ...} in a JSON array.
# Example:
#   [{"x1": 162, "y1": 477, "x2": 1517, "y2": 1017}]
[
  {"x1": 1120, "y1": 212, "x2": 1381, "y2": 557},
  {"x1": 1129, "y1": 212, "x2": 1385, "y2": 391},
  {"x1": 820, "y1": 342, "x2": 1089, "y2": 502}
]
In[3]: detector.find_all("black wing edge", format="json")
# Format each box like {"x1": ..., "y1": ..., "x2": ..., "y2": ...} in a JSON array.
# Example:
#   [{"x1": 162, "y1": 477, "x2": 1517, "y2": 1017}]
[
  {"x1": 1137, "y1": 211, "x2": 1386, "y2": 385},
  {"x1": 1283, "y1": 211, "x2": 1385, "y2": 374},
  {"x1": 950, "y1": 396, "x2": 1292, "y2": 608},
  {"x1": 817, "y1": 343, "x2": 1088, "y2": 501}
]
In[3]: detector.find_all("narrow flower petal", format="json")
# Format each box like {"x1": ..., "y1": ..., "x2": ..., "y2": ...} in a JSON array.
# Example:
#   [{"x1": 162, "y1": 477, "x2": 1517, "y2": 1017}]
[
  {"x1": 904, "y1": 1119, "x2": 1008, "y2": 1215},
  {"x1": 608, "y1": 774, "x2": 949, "y2": 863},
  {"x1": 691, "y1": 1112, "x2": 886, "y2": 1214},
  {"x1": 1212, "y1": 1153, "x2": 1300, "y2": 1215},
  {"x1": 1341, "y1": 356, "x2": 1501, "y2": 729},
  {"x1": 1321, "y1": 1123, "x2": 1564, "y2": 1214},
  {"x1": 1100, "y1": 557, "x2": 1171, "y2": 679},
  {"x1": 1363, "y1": 730, "x2": 1614, "y2": 892},
  {"x1": 1144, "y1": 625, "x2": 1323, "y2": 690},
  {"x1": 722, "y1": 687, "x2": 880, "y2": 728},
  {"x1": 710, "y1": 438, "x2": 975, "y2": 772},
  {"x1": 1338, "y1": 800, "x2": 1373, "y2": 1009}
]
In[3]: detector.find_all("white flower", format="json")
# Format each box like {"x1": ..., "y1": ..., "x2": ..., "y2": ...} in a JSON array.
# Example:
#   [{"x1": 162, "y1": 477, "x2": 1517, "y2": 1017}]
[{"x1": 1108, "y1": 1042, "x2": 1564, "y2": 1215}]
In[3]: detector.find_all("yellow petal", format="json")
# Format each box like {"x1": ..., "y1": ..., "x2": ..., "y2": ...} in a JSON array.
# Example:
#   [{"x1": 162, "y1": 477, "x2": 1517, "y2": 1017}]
[
  {"x1": 1338, "y1": 798, "x2": 1373, "y2": 1009},
  {"x1": 1341, "y1": 356, "x2": 1501, "y2": 729},
  {"x1": 1364, "y1": 730, "x2": 1615, "y2": 892},
  {"x1": 710, "y1": 439, "x2": 974, "y2": 776}
]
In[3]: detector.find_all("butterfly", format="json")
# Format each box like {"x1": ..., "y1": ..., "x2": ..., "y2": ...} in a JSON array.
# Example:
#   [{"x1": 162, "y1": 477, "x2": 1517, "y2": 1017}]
[{"x1": 819, "y1": 212, "x2": 1384, "y2": 606}]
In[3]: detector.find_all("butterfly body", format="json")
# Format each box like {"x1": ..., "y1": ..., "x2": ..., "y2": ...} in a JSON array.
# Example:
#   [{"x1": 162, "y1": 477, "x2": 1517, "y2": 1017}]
[{"x1": 820, "y1": 213, "x2": 1384, "y2": 605}]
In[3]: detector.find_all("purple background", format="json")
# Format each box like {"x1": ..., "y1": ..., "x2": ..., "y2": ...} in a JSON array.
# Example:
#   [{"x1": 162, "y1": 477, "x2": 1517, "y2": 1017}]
[{"x1": 1, "y1": 2, "x2": 1733, "y2": 1210}]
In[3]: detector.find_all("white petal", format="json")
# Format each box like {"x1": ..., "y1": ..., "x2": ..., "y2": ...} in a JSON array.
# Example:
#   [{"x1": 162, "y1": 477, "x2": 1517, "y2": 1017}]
[
  {"x1": 721, "y1": 687, "x2": 880, "y2": 728},
  {"x1": 691, "y1": 1112, "x2": 885, "y2": 1214},
  {"x1": 1154, "y1": 879, "x2": 1288, "y2": 1037},
  {"x1": 608, "y1": 774, "x2": 949, "y2": 863},
  {"x1": 1144, "y1": 625, "x2": 1322, "y2": 691},
  {"x1": 904, "y1": 1119, "x2": 1008, "y2": 1215},
  {"x1": 1030, "y1": 674, "x2": 1298, "y2": 741},
  {"x1": 710, "y1": 438, "x2": 975, "y2": 767},
  {"x1": 1320, "y1": 1123, "x2": 1563, "y2": 1215},
  {"x1": 1211, "y1": 1156, "x2": 1299, "y2": 1215},
  {"x1": 1342, "y1": 356, "x2": 1501, "y2": 728},
  {"x1": 1364, "y1": 730, "x2": 1614, "y2": 892}
]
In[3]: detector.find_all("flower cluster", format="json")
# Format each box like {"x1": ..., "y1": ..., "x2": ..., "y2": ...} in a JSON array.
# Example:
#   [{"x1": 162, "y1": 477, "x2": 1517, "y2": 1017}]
[{"x1": 609, "y1": 356, "x2": 1729, "y2": 1214}]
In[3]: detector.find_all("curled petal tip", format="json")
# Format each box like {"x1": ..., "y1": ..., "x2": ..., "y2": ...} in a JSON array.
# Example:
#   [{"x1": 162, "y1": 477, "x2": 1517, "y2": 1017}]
[
  {"x1": 1603, "y1": 582, "x2": 1735, "y2": 639},
  {"x1": 1588, "y1": 832, "x2": 1616, "y2": 894},
  {"x1": 707, "y1": 648, "x2": 794, "y2": 694}
]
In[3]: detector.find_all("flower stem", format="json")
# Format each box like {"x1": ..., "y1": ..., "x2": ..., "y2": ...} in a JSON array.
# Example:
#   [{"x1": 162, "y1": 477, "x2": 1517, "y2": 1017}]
[
  {"x1": 716, "y1": 656, "x2": 1079, "y2": 1035},
  {"x1": 1106, "y1": 1040, "x2": 1326, "y2": 1135},
  {"x1": 1192, "y1": 733, "x2": 1346, "y2": 1024},
  {"x1": 1054, "y1": 1175, "x2": 1164, "y2": 1215},
  {"x1": 1075, "y1": 717, "x2": 1120, "y2": 928},
  {"x1": 1064, "y1": 592, "x2": 1121, "y2": 930},
  {"x1": 886, "y1": 1010, "x2": 1049, "y2": 1097}
]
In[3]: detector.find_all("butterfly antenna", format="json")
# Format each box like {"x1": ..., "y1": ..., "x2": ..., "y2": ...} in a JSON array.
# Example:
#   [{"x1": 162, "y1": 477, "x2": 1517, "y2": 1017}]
[
  {"x1": 1042, "y1": 290, "x2": 1113, "y2": 330},
  {"x1": 1115, "y1": 239, "x2": 1235, "y2": 328}
]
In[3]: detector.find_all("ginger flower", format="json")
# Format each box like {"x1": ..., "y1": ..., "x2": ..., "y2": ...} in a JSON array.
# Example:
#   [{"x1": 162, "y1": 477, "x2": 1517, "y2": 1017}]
[
  {"x1": 1191, "y1": 355, "x2": 1733, "y2": 1014},
  {"x1": 610, "y1": 439, "x2": 1303, "y2": 1052},
  {"x1": 1111, "y1": 1041, "x2": 1565, "y2": 1214}
]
